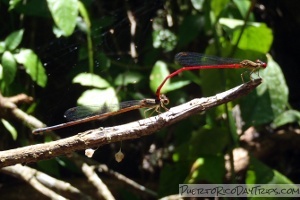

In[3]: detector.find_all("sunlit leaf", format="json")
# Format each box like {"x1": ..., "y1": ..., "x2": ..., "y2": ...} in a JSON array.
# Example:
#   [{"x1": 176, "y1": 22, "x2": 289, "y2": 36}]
[
  {"x1": 246, "y1": 156, "x2": 294, "y2": 184},
  {"x1": 211, "y1": 0, "x2": 230, "y2": 18},
  {"x1": 241, "y1": 55, "x2": 288, "y2": 126},
  {"x1": 14, "y1": 49, "x2": 47, "y2": 87},
  {"x1": 0, "y1": 63, "x2": 3, "y2": 79},
  {"x1": 166, "y1": 80, "x2": 191, "y2": 92},
  {"x1": 46, "y1": 0, "x2": 78, "y2": 36},
  {"x1": 77, "y1": 88, "x2": 118, "y2": 107},
  {"x1": 9, "y1": 0, "x2": 22, "y2": 10},
  {"x1": 0, "y1": 42, "x2": 5, "y2": 54},
  {"x1": 73, "y1": 73, "x2": 110, "y2": 88},
  {"x1": 1, "y1": 51, "x2": 17, "y2": 85},
  {"x1": 219, "y1": 18, "x2": 247, "y2": 29},
  {"x1": 232, "y1": 0, "x2": 251, "y2": 19},
  {"x1": 232, "y1": 23, "x2": 273, "y2": 53},
  {"x1": 78, "y1": 0, "x2": 90, "y2": 28},
  {"x1": 272, "y1": 110, "x2": 300, "y2": 128},
  {"x1": 1, "y1": 119, "x2": 17, "y2": 140},
  {"x1": 4, "y1": 29, "x2": 24, "y2": 50},
  {"x1": 185, "y1": 156, "x2": 225, "y2": 183},
  {"x1": 149, "y1": 61, "x2": 169, "y2": 93},
  {"x1": 114, "y1": 72, "x2": 143, "y2": 86},
  {"x1": 191, "y1": 0, "x2": 205, "y2": 10}
]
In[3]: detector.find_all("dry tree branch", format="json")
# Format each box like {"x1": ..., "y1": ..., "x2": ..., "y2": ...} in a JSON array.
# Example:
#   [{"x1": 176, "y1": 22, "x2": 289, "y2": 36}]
[
  {"x1": 1, "y1": 164, "x2": 69, "y2": 200},
  {"x1": 81, "y1": 163, "x2": 115, "y2": 200},
  {"x1": 70, "y1": 153, "x2": 158, "y2": 198},
  {"x1": 96, "y1": 164, "x2": 158, "y2": 197},
  {"x1": 1, "y1": 164, "x2": 94, "y2": 199},
  {"x1": 0, "y1": 93, "x2": 148, "y2": 199},
  {"x1": 0, "y1": 79, "x2": 262, "y2": 168}
]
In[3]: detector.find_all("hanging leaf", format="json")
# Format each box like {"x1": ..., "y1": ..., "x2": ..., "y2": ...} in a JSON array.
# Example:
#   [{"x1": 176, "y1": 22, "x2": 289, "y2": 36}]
[
  {"x1": 72, "y1": 73, "x2": 110, "y2": 88},
  {"x1": 46, "y1": 0, "x2": 78, "y2": 36},
  {"x1": 14, "y1": 49, "x2": 47, "y2": 87},
  {"x1": 4, "y1": 29, "x2": 24, "y2": 50},
  {"x1": 1, "y1": 51, "x2": 17, "y2": 85},
  {"x1": 1, "y1": 119, "x2": 18, "y2": 140}
]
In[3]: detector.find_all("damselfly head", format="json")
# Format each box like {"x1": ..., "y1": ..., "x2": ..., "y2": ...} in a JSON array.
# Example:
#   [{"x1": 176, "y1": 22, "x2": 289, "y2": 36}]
[
  {"x1": 256, "y1": 59, "x2": 267, "y2": 68},
  {"x1": 159, "y1": 94, "x2": 169, "y2": 105}
]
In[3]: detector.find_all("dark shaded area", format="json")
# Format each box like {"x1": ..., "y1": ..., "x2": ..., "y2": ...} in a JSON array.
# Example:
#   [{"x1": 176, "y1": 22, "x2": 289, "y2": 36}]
[{"x1": 259, "y1": 0, "x2": 300, "y2": 109}]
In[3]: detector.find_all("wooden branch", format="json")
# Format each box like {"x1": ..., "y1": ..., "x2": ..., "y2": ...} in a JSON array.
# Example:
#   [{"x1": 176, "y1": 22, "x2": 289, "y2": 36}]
[
  {"x1": 82, "y1": 163, "x2": 115, "y2": 200},
  {"x1": 0, "y1": 93, "x2": 45, "y2": 130},
  {"x1": 1, "y1": 164, "x2": 68, "y2": 199},
  {"x1": 0, "y1": 79, "x2": 262, "y2": 168},
  {"x1": 71, "y1": 153, "x2": 158, "y2": 197},
  {"x1": 96, "y1": 164, "x2": 158, "y2": 197}
]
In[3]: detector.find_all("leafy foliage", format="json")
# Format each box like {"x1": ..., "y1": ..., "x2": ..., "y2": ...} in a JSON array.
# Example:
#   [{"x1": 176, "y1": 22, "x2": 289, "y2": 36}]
[{"x1": 0, "y1": 0, "x2": 298, "y2": 198}]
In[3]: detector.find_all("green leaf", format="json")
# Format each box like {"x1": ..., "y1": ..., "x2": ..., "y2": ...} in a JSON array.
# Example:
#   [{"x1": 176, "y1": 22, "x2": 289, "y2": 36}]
[
  {"x1": 0, "y1": 42, "x2": 6, "y2": 54},
  {"x1": 219, "y1": 18, "x2": 247, "y2": 29},
  {"x1": 46, "y1": 0, "x2": 78, "y2": 36},
  {"x1": 173, "y1": 126, "x2": 231, "y2": 163},
  {"x1": 1, "y1": 119, "x2": 18, "y2": 140},
  {"x1": 246, "y1": 156, "x2": 294, "y2": 184},
  {"x1": 1, "y1": 51, "x2": 17, "y2": 85},
  {"x1": 52, "y1": 26, "x2": 65, "y2": 38},
  {"x1": 14, "y1": 49, "x2": 47, "y2": 87},
  {"x1": 114, "y1": 72, "x2": 143, "y2": 86},
  {"x1": 4, "y1": 29, "x2": 24, "y2": 51},
  {"x1": 232, "y1": 0, "x2": 251, "y2": 18},
  {"x1": 72, "y1": 73, "x2": 110, "y2": 88},
  {"x1": 191, "y1": 0, "x2": 205, "y2": 10},
  {"x1": 0, "y1": 63, "x2": 3, "y2": 79},
  {"x1": 246, "y1": 158, "x2": 296, "y2": 200},
  {"x1": 9, "y1": 0, "x2": 22, "y2": 10},
  {"x1": 165, "y1": 80, "x2": 191, "y2": 92},
  {"x1": 77, "y1": 88, "x2": 118, "y2": 106},
  {"x1": 232, "y1": 23, "x2": 273, "y2": 53},
  {"x1": 78, "y1": 0, "x2": 91, "y2": 28},
  {"x1": 211, "y1": 0, "x2": 230, "y2": 18},
  {"x1": 185, "y1": 156, "x2": 225, "y2": 183},
  {"x1": 149, "y1": 61, "x2": 170, "y2": 93},
  {"x1": 272, "y1": 110, "x2": 300, "y2": 128},
  {"x1": 241, "y1": 55, "x2": 288, "y2": 126}
]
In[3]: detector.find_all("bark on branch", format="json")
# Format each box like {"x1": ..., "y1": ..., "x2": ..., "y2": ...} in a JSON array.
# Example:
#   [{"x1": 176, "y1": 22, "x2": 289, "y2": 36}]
[{"x1": 0, "y1": 79, "x2": 262, "y2": 168}]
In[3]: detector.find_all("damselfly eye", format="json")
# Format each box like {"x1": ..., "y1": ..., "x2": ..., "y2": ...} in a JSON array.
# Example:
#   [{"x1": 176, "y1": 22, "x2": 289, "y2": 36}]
[
  {"x1": 256, "y1": 59, "x2": 267, "y2": 68},
  {"x1": 163, "y1": 98, "x2": 169, "y2": 105},
  {"x1": 160, "y1": 94, "x2": 169, "y2": 105}
]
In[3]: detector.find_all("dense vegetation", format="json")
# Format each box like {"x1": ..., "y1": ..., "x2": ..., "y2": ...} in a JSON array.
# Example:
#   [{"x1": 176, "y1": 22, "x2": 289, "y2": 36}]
[{"x1": 0, "y1": 0, "x2": 299, "y2": 199}]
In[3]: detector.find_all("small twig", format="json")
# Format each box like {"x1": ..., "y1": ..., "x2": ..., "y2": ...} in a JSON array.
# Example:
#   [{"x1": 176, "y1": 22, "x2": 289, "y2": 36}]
[
  {"x1": 0, "y1": 93, "x2": 45, "y2": 130},
  {"x1": 82, "y1": 163, "x2": 115, "y2": 200},
  {"x1": 1, "y1": 164, "x2": 67, "y2": 200},
  {"x1": 6, "y1": 93, "x2": 34, "y2": 104},
  {"x1": 71, "y1": 153, "x2": 157, "y2": 197},
  {"x1": 1, "y1": 164, "x2": 93, "y2": 199},
  {"x1": 0, "y1": 79, "x2": 262, "y2": 168},
  {"x1": 97, "y1": 164, "x2": 157, "y2": 197},
  {"x1": 126, "y1": 6, "x2": 138, "y2": 59}
]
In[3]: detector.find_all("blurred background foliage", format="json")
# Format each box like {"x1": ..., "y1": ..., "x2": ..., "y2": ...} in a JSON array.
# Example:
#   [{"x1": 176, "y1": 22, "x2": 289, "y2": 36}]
[{"x1": 1, "y1": 0, "x2": 300, "y2": 198}]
